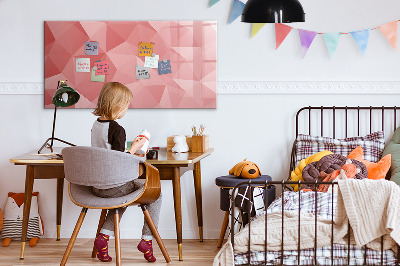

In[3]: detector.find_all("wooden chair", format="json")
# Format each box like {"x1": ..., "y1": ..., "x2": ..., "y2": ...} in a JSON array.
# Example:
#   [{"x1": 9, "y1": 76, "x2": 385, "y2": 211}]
[{"x1": 60, "y1": 146, "x2": 171, "y2": 265}]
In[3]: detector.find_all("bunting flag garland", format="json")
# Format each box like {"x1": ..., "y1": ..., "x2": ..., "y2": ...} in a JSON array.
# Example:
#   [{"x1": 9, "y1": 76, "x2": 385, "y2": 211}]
[
  {"x1": 298, "y1": 29, "x2": 317, "y2": 58},
  {"x1": 209, "y1": 0, "x2": 220, "y2": 7},
  {"x1": 323, "y1": 33, "x2": 341, "y2": 58},
  {"x1": 378, "y1": 21, "x2": 398, "y2": 50},
  {"x1": 351, "y1": 29, "x2": 370, "y2": 55},
  {"x1": 275, "y1": 23, "x2": 293, "y2": 49},
  {"x1": 207, "y1": 3, "x2": 400, "y2": 57},
  {"x1": 229, "y1": 0, "x2": 245, "y2": 24},
  {"x1": 251, "y1": 23, "x2": 266, "y2": 38}
]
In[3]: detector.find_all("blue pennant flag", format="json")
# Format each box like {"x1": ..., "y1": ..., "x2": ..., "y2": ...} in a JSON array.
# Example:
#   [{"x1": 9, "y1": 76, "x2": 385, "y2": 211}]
[
  {"x1": 229, "y1": 0, "x2": 245, "y2": 24},
  {"x1": 209, "y1": 0, "x2": 220, "y2": 7},
  {"x1": 323, "y1": 33, "x2": 341, "y2": 58},
  {"x1": 351, "y1": 29, "x2": 371, "y2": 55}
]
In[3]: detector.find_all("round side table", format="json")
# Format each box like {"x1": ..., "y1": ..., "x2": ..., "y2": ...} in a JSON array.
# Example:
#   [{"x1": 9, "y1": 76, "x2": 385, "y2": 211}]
[{"x1": 215, "y1": 175, "x2": 275, "y2": 248}]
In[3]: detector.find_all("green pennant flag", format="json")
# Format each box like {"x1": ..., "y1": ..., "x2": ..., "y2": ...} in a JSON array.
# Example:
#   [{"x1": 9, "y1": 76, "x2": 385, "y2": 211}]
[{"x1": 209, "y1": 0, "x2": 220, "y2": 7}]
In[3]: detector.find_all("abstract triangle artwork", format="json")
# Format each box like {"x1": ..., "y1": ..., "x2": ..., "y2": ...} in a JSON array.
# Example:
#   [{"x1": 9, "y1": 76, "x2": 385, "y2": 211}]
[{"x1": 44, "y1": 21, "x2": 217, "y2": 109}]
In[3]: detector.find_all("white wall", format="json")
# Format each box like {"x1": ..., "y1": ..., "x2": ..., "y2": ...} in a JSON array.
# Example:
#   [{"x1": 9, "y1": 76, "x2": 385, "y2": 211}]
[{"x1": 1, "y1": 0, "x2": 400, "y2": 240}]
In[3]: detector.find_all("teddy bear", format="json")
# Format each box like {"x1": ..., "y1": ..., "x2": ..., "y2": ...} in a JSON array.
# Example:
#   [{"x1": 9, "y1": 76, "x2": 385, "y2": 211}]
[
  {"x1": 172, "y1": 135, "x2": 189, "y2": 153},
  {"x1": 229, "y1": 159, "x2": 261, "y2": 179},
  {"x1": 1, "y1": 192, "x2": 43, "y2": 247}
]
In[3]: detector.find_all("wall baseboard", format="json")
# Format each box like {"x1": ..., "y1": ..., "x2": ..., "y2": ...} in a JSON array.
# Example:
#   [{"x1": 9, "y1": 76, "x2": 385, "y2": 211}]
[{"x1": 1, "y1": 81, "x2": 400, "y2": 95}]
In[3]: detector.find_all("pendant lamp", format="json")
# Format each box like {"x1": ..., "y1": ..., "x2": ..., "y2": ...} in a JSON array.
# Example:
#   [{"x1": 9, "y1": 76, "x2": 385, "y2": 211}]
[
  {"x1": 241, "y1": 0, "x2": 305, "y2": 23},
  {"x1": 38, "y1": 80, "x2": 80, "y2": 154}
]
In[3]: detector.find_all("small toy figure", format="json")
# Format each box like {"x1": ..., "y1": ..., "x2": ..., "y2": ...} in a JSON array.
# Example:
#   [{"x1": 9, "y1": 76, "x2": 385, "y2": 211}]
[
  {"x1": 172, "y1": 135, "x2": 189, "y2": 153},
  {"x1": 1, "y1": 192, "x2": 43, "y2": 247},
  {"x1": 229, "y1": 159, "x2": 261, "y2": 179}
]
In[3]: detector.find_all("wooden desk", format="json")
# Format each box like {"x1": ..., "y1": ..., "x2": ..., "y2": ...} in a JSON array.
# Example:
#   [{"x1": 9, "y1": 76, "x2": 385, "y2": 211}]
[{"x1": 10, "y1": 147, "x2": 213, "y2": 261}]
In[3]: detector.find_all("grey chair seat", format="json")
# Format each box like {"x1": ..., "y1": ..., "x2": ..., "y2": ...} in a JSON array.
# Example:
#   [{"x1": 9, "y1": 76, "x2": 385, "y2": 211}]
[{"x1": 69, "y1": 180, "x2": 145, "y2": 208}]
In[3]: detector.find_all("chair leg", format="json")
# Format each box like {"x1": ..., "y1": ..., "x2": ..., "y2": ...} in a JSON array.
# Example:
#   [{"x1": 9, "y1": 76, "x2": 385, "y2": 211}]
[
  {"x1": 60, "y1": 208, "x2": 88, "y2": 266},
  {"x1": 141, "y1": 205, "x2": 171, "y2": 263},
  {"x1": 114, "y1": 209, "x2": 121, "y2": 266},
  {"x1": 217, "y1": 211, "x2": 230, "y2": 248},
  {"x1": 91, "y1": 209, "x2": 108, "y2": 258}
]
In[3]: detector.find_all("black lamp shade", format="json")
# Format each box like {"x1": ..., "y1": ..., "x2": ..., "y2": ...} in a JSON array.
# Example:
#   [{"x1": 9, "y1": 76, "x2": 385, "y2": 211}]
[
  {"x1": 241, "y1": 0, "x2": 305, "y2": 23},
  {"x1": 52, "y1": 83, "x2": 80, "y2": 107}
]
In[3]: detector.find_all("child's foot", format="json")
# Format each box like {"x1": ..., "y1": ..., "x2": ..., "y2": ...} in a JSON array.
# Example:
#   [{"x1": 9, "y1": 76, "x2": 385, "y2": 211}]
[
  {"x1": 137, "y1": 239, "x2": 156, "y2": 262},
  {"x1": 94, "y1": 233, "x2": 112, "y2": 262}
]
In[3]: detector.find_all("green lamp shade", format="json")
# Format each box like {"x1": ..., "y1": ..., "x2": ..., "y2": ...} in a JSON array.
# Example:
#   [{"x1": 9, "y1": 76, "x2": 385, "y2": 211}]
[{"x1": 52, "y1": 84, "x2": 80, "y2": 107}]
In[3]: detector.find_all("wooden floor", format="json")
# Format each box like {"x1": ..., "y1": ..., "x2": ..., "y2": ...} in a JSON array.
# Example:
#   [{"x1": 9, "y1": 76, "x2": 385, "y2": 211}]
[{"x1": 0, "y1": 239, "x2": 221, "y2": 265}]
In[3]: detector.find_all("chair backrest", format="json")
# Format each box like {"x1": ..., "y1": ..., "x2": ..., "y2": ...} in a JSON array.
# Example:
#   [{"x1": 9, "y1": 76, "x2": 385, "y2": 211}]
[{"x1": 62, "y1": 146, "x2": 145, "y2": 187}]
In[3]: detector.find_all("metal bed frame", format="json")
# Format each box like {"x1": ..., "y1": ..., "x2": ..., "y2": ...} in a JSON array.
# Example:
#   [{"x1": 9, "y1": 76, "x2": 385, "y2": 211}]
[{"x1": 230, "y1": 106, "x2": 400, "y2": 266}]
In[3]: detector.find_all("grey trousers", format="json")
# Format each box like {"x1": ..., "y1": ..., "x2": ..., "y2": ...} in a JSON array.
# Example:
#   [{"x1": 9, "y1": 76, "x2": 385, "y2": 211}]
[{"x1": 92, "y1": 180, "x2": 162, "y2": 240}]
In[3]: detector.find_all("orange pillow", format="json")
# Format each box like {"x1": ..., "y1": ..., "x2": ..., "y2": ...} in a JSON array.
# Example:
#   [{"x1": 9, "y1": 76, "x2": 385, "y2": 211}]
[{"x1": 347, "y1": 146, "x2": 391, "y2": 180}]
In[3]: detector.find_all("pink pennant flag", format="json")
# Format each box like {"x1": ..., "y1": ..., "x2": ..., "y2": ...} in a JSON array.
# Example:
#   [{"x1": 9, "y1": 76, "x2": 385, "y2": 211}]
[
  {"x1": 275, "y1": 23, "x2": 293, "y2": 49},
  {"x1": 378, "y1": 21, "x2": 398, "y2": 50},
  {"x1": 298, "y1": 29, "x2": 317, "y2": 58}
]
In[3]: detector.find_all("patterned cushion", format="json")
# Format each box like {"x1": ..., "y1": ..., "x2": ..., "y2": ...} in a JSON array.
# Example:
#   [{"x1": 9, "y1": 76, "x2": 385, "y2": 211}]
[{"x1": 294, "y1": 131, "x2": 385, "y2": 166}]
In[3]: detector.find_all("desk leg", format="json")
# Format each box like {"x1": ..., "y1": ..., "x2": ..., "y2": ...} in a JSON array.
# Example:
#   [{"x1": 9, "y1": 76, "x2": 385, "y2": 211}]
[
  {"x1": 172, "y1": 167, "x2": 183, "y2": 261},
  {"x1": 56, "y1": 178, "x2": 64, "y2": 241},
  {"x1": 193, "y1": 161, "x2": 203, "y2": 242},
  {"x1": 20, "y1": 165, "x2": 35, "y2": 259}
]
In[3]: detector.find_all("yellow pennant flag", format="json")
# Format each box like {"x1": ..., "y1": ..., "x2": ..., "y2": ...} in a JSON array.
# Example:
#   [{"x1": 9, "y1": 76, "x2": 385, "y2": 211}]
[{"x1": 251, "y1": 23, "x2": 266, "y2": 38}]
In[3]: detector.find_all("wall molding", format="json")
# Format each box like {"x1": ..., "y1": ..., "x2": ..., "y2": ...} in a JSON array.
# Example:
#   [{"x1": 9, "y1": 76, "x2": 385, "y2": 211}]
[{"x1": 1, "y1": 81, "x2": 400, "y2": 95}]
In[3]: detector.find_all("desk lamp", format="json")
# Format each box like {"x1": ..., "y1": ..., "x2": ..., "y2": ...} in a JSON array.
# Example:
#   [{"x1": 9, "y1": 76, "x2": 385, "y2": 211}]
[
  {"x1": 241, "y1": 0, "x2": 305, "y2": 23},
  {"x1": 38, "y1": 80, "x2": 80, "y2": 154}
]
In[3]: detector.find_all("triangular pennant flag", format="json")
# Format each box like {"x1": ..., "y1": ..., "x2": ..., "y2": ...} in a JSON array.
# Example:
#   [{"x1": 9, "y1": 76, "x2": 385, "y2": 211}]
[
  {"x1": 209, "y1": 0, "x2": 220, "y2": 7},
  {"x1": 351, "y1": 29, "x2": 370, "y2": 55},
  {"x1": 229, "y1": 0, "x2": 245, "y2": 24},
  {"x1": 378, "y1": 21, "x2": 397, "y2": 50},
  {"x1": 251, "y1": 23, "x2": 266, "y2": 38},
  {"x1": 298, "y1": 29, "x2": 317, "y2": 58},
  {"x1": 275, "y1": 23, "x2": 293, "y2": 49},
  {"x1": 323, "y1": 33, "x2": 341, "y2": 58}
]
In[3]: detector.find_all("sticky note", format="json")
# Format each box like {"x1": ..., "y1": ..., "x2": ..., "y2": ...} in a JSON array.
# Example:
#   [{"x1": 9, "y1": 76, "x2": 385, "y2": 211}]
[
  {"x1": 85, "y1": 41, "x2": 99, "y2": 55},
  {"x1": 94, "y1": 60, "x2": 109, "y2": 75},
  {"x1": 76, "y1": 58, "x2": 90, "y2": 72},
  {"x1": 136, "y1": 65, "x2": 150, "y2": 79},
  {"x1": 138, "y1": 42, "x2": 154, "y2": 56},
  {"x1": 144, "y1": 54, "x2": 159, "y2": 68},
  {"x1": 91, "y1": 66, "x2": 105, "y2": 82},
  {"x1": 158, "y1": 60, "x2": 172, "y2": 75}
]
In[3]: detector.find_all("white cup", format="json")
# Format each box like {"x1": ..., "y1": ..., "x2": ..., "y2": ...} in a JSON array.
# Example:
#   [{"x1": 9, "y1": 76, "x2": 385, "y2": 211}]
[{"x1": 135, "y1": 129, "x2": 150, "y2": 154}]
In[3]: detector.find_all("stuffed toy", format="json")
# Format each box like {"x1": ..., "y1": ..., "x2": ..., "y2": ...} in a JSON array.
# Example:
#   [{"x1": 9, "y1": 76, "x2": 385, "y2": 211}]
[
  {"x1": 172, "y1": 135, "x2": 189, "y2": 153},
  {"x1": 289, "y1": 150, "x2": 333, "y2": 191},
  {"x1": 1, "y1": 192, "x2": 44, "y2": 247},
  {"x1": 348, "y1": 146, "x2": 391, "y2": 180},
  {"x1": 229, "y1": 159, "x2": 261, "y2": 179}
]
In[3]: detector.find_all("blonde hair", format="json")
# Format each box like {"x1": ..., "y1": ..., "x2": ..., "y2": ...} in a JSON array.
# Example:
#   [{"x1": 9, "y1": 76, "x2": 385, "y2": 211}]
[{"x1": 93, "y1": 82, "x2": 133, "y2": 120}]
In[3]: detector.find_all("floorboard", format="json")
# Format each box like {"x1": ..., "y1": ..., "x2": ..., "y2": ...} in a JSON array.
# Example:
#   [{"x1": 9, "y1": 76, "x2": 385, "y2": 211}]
[{"x1": 0, "y1": 239, "x2": 222, "y2": 265}]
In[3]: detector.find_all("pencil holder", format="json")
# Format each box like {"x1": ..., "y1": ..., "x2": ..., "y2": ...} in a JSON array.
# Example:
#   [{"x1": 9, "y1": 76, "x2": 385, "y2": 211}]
[{"x1": 191, "y1": 135, "x2": 209, "y2": 153}]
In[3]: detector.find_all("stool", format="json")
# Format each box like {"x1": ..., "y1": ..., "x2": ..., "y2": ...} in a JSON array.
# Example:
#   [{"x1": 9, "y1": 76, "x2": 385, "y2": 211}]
[{"x1": 215, "y1": 175, "x2": 275, "y2": 248}]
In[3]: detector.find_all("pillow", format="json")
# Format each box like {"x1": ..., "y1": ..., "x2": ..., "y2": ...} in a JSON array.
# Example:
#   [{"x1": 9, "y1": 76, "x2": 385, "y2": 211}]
[
  {"x1": 382, "y1": 126, "x2": 400, "y2": 184},
  {"x1": 295, "y1": 131, "x2": 385, "y2": 167},
  {"x1": 347, "y1": 146, "x2": 391, "y2": 180}
]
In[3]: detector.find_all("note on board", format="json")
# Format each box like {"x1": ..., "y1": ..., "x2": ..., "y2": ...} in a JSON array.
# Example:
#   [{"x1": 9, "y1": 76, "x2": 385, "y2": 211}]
[
  {"x1": 138, "y1": 42, "x2": 154, "y2": 56},
  {"x1": 91, "y1": 66, "x2": 105, "y2": 82},
  {"x1": 136, "y1": 65, "x2": 150, "y2": 79},
  {"x1": 76, "y1": 58, "x2": 90, "y2": 72},
  {"x1": 158, "y1": 60, "x2": 172, "y2": 75},
  {"x1": 144, "y1": 54, "x2": 159, "y2": 68},
  {"x1": 94, "y1": 60, "x2": 109, "y2": 75},
  {"x1": 85, "y1": 41, "x2": 99, "y2": 55}
]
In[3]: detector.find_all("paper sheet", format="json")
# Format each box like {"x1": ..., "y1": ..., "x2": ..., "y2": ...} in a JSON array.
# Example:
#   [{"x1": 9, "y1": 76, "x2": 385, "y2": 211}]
[
  {"x1": 85, "y1": 41, "x2": 99, "y2": 55},
  {"x1": 76, "y1": 58, "x2": 90, "y2": 72}
]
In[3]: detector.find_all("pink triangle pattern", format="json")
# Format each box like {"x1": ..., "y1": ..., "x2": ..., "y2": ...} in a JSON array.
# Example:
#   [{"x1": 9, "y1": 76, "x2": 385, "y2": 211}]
[{"x1": 44, "y1": 21, "x2": 217, "y2": 109}]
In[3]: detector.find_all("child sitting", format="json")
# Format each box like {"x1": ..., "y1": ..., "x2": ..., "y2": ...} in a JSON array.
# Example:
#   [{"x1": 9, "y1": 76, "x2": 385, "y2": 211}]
[{"x1": 91, "y1": 82, "x2": 162, "y2": 263}]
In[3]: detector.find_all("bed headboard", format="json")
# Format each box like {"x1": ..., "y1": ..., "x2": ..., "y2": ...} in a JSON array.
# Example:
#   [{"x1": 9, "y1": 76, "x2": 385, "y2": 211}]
[{"x1": 290, "y1": 106, "x2": 400, "y2": 179}]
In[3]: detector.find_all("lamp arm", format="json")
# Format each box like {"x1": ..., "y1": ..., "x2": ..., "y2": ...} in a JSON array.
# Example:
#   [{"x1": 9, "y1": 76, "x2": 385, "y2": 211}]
[{"x1": 50, "y1": 106, "x2": 57, "y2": 148}]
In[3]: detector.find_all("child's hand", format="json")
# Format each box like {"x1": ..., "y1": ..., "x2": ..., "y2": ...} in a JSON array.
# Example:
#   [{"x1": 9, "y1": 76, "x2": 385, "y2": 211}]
[
  {"x1": 134, "y1": 148, "x2": 149, "y2": 157},
  {"x1": 128, "y1": 137, "x2": 147, "y2": 154}
]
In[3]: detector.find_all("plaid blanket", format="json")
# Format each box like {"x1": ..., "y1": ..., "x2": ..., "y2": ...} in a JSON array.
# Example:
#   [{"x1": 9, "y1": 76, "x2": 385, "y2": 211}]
[{"x1": 234, "y1": 191, "x2": 397, "y2": 265}]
